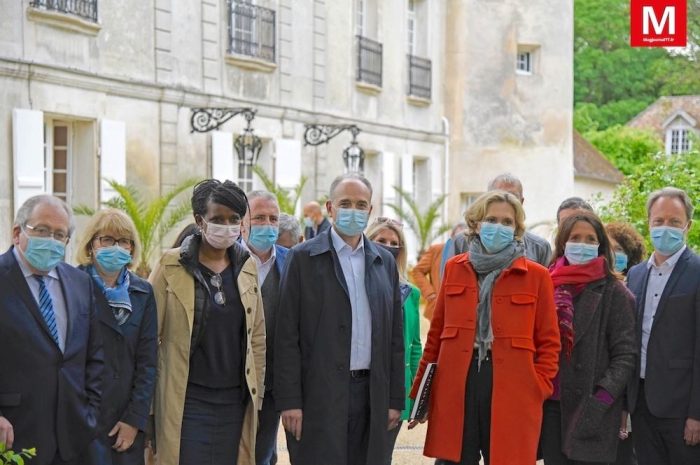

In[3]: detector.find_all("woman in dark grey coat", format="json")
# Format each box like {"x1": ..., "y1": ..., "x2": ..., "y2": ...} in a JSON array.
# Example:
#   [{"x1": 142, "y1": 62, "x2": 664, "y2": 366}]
[{"x1": 541, "y1": 211, "x2": 637, "y2": 465}]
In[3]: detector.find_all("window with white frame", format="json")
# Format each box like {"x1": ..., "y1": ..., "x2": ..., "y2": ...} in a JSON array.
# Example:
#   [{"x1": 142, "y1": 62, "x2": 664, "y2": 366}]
[
  {"x1": 516, "y1": 45, "x2": 538, "y2": 75},
  {"x1": 356, "y1": 0, "x2": 366, "y2": 37},
  {"x1": 407, "y1": 0, "x2": 416, "y2": 55},
  {"x1": 460, "y1": 192, "x2": 484, "y2": 216},
  {"x1": 669, "y1": 128, "x2": 692, "y2": 154},
  {"x1": 45, "y1": 121, "x2": 71, "y2": 203}
]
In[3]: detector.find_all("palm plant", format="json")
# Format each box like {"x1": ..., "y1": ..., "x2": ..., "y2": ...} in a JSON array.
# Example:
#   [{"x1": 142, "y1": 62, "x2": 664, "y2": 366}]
[
  {"x1": 0, "y1": 442, "x2": 36, "y2": 465},
  {"x1": 74, "y1": 178, "x2": 199, "y2": 277},
  {"x1": 385, "y1": 186, "x2": 451, "y2": 260},
  {"x1": 252, "y1": 166, "x2": 308, "y2": 215}
]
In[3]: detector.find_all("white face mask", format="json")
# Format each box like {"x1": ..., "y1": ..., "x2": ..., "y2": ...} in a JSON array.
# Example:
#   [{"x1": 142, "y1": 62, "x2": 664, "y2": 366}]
[{"x1": 202, "y1": 220, "x2": 240, "y2": 250}]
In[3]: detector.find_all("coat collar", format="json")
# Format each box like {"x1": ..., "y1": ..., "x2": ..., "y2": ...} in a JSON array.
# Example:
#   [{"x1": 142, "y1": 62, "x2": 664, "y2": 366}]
[{"x1": 308, "y1": 228, "x2": 383, "y2": 264}]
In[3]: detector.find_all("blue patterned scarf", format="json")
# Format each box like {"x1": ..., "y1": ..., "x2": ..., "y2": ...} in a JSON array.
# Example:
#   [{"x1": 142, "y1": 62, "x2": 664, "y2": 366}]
[{"x1": 88, "y1": 265, "x2": 132, "y2": 325}]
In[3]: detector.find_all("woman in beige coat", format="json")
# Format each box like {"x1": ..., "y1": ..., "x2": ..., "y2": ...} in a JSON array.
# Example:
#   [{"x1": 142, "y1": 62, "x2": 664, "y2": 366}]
[{"x1": 149, "y1": 180, "x2": 265, "y2": 465}]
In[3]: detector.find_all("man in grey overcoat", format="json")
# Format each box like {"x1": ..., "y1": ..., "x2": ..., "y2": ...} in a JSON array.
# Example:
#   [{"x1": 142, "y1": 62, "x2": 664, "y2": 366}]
[{"x1": 274, "y1": 173, "x2": 405, "y2": 465}]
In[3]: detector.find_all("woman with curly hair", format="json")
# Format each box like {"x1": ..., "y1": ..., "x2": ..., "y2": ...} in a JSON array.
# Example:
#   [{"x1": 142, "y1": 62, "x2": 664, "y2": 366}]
[{"x1": 605, "y1": 222, "x2": 646, "y2": 275}]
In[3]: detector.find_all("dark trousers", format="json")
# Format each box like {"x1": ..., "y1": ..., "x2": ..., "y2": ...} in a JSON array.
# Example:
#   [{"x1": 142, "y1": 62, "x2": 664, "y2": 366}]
[
  {"x1": 87, "y1": 430, "x2": 146, "y2": 465},
  {"x1": 632, "y1": 382, "x2": 700, "y2": 465},
  {"x1": 540, "y1": 399, "x2": 606, "y2": 465},
  {"x1": 384, "y1": 420, "x2": 403, "y2": 464},
  {"x1": 179, "y1": 386, "x2": 245, "y2": 465},
  {"x1": 443, "y1": 354, "x2": 492, "y2": 465},
  {"x1": 347, "y1": 376, "x2": 371, "y2": 465},
  {"x1": 256, "y1": 390, "x2": 280, "y2": 465}
]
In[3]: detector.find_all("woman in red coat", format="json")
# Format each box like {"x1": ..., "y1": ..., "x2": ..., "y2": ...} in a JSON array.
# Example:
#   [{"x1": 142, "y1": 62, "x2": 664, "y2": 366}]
[{"x1": 409, "y1": 190, "x2": 560, "y2": 465}]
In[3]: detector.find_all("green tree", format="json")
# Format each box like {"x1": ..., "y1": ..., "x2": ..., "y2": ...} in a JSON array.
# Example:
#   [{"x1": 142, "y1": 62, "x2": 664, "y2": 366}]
[
  {"x1": 0, "y1": 442, "x2": 36, "y2": 465},
  {"x1": 75, "y1": 178, "x2": 199, "y2": 277},
  {"x1": 600, "y1": 152, "x2": 700, "y2": 251},
  {"x1": 584, "y1": 125, "x2": 663, "y2": 175},
  {"x1": 384, "y1": 186, "x2": 451, "y2": 259},
  {"x1": 251, "y1": 166, "x2": 308, "y2": 215}
]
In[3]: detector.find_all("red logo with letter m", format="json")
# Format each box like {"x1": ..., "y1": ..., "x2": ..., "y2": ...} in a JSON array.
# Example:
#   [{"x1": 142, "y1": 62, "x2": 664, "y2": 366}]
[{"x1": 630, "y1": 0, "x2": 687, "y2": 47}]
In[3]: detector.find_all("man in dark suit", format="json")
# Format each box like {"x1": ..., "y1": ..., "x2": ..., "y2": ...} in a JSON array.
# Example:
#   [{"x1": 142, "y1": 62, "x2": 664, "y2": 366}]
[
  {"x1": 0, "y1": 195, "x2": 103, "y2": 465},
  {"x1": 240, "y1": 190, "x2": 289, "y2": 465},
  {"x1": 302, "y1": 201, "x2": 331, "y2": 240},
  {"x1": 275, "y1": 174, "x2": 404, "y2": 465},
  {"x1": 627, "y1": 187, "x2": 700, "y2": 465}
]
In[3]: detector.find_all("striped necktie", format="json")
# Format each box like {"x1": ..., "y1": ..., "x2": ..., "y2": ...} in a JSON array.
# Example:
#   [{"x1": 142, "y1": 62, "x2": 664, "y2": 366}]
[{"x1": 34, "y1": 275, "x2": 60, "y2": 347}]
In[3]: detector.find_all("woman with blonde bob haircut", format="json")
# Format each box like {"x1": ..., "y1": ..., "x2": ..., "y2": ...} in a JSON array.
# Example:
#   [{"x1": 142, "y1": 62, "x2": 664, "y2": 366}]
[
  {"x1": 366, "y1": 217, "x2": 422, "y2": 465},
  {"x1": 76, "y1": 209, "x2": 157, "y2": 465},
  {"x1": 409, "y1": 190, "x2": 560, "y2": 465}
]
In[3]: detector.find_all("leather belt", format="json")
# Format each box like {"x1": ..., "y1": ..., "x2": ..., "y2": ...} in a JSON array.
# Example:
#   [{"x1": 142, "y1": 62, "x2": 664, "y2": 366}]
[{"x1": 350, "y1": 369, "x2": 370, "y2": 378}]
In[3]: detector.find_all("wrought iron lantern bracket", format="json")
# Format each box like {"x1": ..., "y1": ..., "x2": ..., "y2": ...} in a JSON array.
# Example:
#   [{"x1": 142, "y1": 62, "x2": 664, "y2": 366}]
[
  {"x1": 304, "y1": 124, "x2": 365, "y2": 173},
  {"x1": 190, "y1": 107, "x2": 257, "y2": 133}
]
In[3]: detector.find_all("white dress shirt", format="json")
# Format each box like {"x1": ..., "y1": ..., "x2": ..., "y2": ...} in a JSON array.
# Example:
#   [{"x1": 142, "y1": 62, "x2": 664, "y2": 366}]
[
  {"x1": 640, "y1": 245, "x2": 686, "y2": 378},
  {"x1": 241, "y1": 239, "x2": 277, "y2": 285},
  {"x1": 13, "y1": 247, "x2": 68, "y2": 352},
  {"x1": 331, "y1": 228, "x2": 372, "y2": 370}
]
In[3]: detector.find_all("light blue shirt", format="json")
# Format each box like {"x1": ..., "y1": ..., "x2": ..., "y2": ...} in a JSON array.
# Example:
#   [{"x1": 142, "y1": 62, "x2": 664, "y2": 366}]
[
  {"x1": 13, "y1": 247, "x2": 68, "y2": 352},
  {"x1": 241, "y1": 239, "x2": 276, "y2": 285},
  {"x1": 640, "y1": 245, "x2": 686, "y2": 378},
  {"x1": 331, "y1": 228, "x2": 372, "y2": 370}
]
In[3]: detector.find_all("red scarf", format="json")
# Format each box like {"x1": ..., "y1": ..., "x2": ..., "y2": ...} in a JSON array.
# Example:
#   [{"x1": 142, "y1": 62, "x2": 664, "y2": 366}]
[{"x1": 549, "y1": 256, "x2": 607, "y2": 359}]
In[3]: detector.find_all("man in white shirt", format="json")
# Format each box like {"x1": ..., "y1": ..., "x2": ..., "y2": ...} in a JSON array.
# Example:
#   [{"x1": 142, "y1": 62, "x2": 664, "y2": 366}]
[
  {"x1": 241, "y1": 190, "x2": 289, "y2": 465},
  {"x1": 274, "y1": 173, "x2": 404, "y2": 465},
  {"x1": 626, "y1": 187, "x2": 700, "y2": 465}
]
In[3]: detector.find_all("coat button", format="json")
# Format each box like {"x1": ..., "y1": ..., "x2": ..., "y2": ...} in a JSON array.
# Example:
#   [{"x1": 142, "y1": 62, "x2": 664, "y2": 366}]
[
  {"x1": 254, "y1": 287, "x2": 258, "y2": 294},
  {"x1": 247, "y1": 328, "x2": 251, "y2": 334},
  {"x1": 575, "y1": 363, "x2": 582, "y2": 370},
  {"x1": 247, "y1": 307, "x2": 252, "y2": 314},
  {"x1": 496, "y1": 297, "x2": 503, "y2": 304},
  {"x1": 252, "y1": 388, "x2": 257, "y2": 395},
  {"x1": 339, "y1": 325, "x2": 346, "y2": 332},
  {"x1": 247, "y1": 368, "x2": 250, "y2": 375}
]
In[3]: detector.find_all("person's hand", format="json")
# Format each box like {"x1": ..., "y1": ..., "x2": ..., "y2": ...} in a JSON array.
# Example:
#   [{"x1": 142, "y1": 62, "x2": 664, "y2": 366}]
[
  {"x1": 0, "y1": 416, "x2": 14, "y2": 449},
  {"x1": 387, "y1": 409, "x2": 401, "y2": 430},
  {"x1": 426, "y1": 293, "x2": 437, "y2": 302},
  {"x1": 407, "y1": 416, "x2": 427, "y2": 430},
  {"x1": 684, "y1": 417, "x2": 700, "y2": 446},
  {"x1": 282, "y1": 409, "x2": 303, "y2": 441},
  {"x1": 109, "y1": 421, "x2": 138, "y2": 452},
  {"x1": 618, "y1": 411, "x2": 629, "y2": 440}
]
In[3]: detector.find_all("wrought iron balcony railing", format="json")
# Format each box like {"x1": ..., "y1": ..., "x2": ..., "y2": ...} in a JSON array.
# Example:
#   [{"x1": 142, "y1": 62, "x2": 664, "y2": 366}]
[
  {"x1": 357, "y1": 35, "x2": 383, "y2": 88},
  {"x1": 408, "y1": 55, "x2": 431, "y2": 100},
  {"x1": 30, "y1": 0, "x2": 98, "y2": 23},
  {"x1": 228, "y1": 1, "x2": 276, "y2": 63}
]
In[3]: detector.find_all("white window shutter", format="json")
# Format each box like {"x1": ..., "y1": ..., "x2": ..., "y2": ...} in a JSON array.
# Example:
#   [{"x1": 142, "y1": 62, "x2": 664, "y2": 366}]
[
  {"x1": 12, "y1": 109, "x2": 46, "y2": 215},
  {"x1": 100, "y1": 120, "x2": 127, "y2": 203},
  {"x1": 382, "y1": 151, "x2": 396, "y2": 206},
  {"x1": 274, "y1": 139, "x2": 302, "y2": 189},
  {"x1": 431, "y1": 154, "x2": 442, "y2": 198},
  {"x1": 212, "y1": 131, "x2": 237, "y2": 182},
  {"x1": 401, "y1": 153, "x2": 414, "y2": 195}
]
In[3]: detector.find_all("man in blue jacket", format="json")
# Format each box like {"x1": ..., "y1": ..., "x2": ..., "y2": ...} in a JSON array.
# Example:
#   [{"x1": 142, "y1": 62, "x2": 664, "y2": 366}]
[
  {"x1": 0, "y1": 195, "x2": 103, "y2": 465},
  {"x1": 241, "y1": 190, "x2": 289, "y2": 465},
  {"x1": 627, "y1": 187, "x2": 700, "y2": 465}
]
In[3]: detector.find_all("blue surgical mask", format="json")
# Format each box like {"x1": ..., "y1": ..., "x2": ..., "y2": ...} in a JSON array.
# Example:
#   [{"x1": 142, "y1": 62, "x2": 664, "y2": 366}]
[
  {"x1": 21, "y1": 235, "x2": 66, "y2": 272},
  {"x1": 248, "y1": 225, "x2": 279, "y2": 252},
  {"x1": 614, "y1": 252, "x2": 628, "y2": 272},
  {"x1": 565, "y1": 242, "x2": 599, "y2": 265},
  {"x1": 650, "y1": 226, "x2": 685, "y2": 256},
  {"x1": 95, "y1": 246, "x2": 132, "y2": 273},
  {"x1": 334, "y1": 208, "x2": 369, "y2": 237},
  {"x1": 479, "y1": 222, "x2": 515, "y2": 253}
]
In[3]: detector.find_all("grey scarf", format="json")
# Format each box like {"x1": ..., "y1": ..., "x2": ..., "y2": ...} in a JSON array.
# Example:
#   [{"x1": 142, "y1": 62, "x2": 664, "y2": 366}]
[{"x1": 468, "y1": 237, "x2": 525, "y2": 367}]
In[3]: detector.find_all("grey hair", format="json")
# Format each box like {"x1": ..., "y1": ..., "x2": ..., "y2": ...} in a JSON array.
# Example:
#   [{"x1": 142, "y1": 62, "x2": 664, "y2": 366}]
[
  {"x1": 556, "y1": 197, "x2": 593, "y2": 222},
  {"x1": 488, "y1": 173, "x2": 523, "y2": 197},
  {"x1": 246, "y1": 190, "x2": 279, "y2": 205},
  {"x1": 646, "y1": 187, "x2": 694, "y2": 221},
  {"x1": 278, "y1": 213, "x2": 301, "y2": 244},
  {"x1": 14, "y1": 194, "x2": 76, "y2": 236},
  {"x1": 329, "y1": 173, "x2": 373, "y2": 200}
]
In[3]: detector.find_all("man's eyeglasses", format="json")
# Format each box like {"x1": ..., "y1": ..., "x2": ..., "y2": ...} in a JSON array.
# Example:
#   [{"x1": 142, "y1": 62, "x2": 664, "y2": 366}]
[
  {"x1": 376, "y1": 217, "x2": 403, "y2": 229},
  {"x1": 24, "y1": 224, "x2": 69, "y2": 243},
  {"x1": 94, "y1": 236, "x2": 134, "y2": 248}
]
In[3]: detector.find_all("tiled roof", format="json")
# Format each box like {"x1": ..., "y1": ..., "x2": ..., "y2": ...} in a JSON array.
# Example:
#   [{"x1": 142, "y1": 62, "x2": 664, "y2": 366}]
[
  {"x1": 573, "y1": 130, "x2": 624, "y2": 183},
  {"x1": 627, "y1": 95, "x2": 700, "y2": 138}
]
